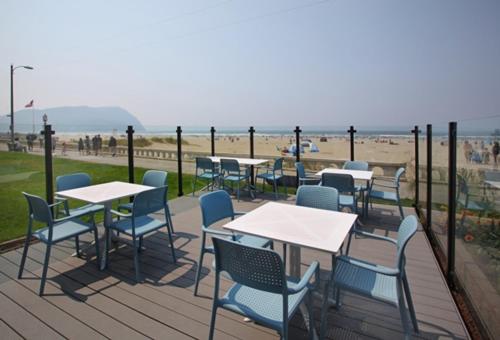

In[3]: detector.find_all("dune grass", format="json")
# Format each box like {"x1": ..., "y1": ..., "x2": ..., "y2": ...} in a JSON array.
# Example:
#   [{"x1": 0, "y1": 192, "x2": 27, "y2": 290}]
[{"x1": 0, "y1": 151, "x2": 201, "y2": 243}]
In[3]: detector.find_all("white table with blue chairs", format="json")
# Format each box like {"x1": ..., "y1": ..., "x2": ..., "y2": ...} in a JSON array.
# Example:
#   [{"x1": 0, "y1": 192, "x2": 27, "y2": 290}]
[
  {"x1": 56, "y1": 181, "x2": 154, "y2": 270},
  {"x1": 208, "y1": 156, "x2": 269, "y2": 198},
  {"x1": 223, "y1": 201, "x2": 358, "y2": 339},
  {"x1": 315, "y1": 168, "x2": 373, "y2": 216}
]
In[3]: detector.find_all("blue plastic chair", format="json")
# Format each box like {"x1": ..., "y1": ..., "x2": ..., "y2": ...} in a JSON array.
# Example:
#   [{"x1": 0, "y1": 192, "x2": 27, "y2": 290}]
[
  {"x1": 19, "y1": 192, "x2": 100, "y2": 295},
  {"x1": 322, "y1": 215, "x2": 419, "y2": 339},
  {"x1": 209, "y1": 237, "x2": 319, "y2": 340},
  {"x1": 368, "y1": 167, "x2": 405, "y2": 220},
  {"x1": 256, "y1": 157, "x2": 287, "y2": 199},
  {"x1": 457, "y1": 174, "x2": 486, "y2": 226},
  {"x1": 55, "y1": 172, "x2": 104, "y2": 256},
  {"x1": 343, "y1": 160, "x2": 370, "y2": 214},
  {"x1": 295, "y1": 162, "x2": 319, "y2": 186},
  {"x1": 321, "y1": 173, "x2": 357, "y2": 213},
  {"x1": 118, "y1": 170, "x2": 174, "y2": 235},
  {"x1": 192, "y1": 157, "x2": 220, "y2": 195},
  {"x1": 108, "y1": 186, "x2": 176, "y2": 281},
  {"x1": 194, "y1": 190, "x2": 273, "y2": 296},
  {"x1": 220, "y1": 158, "x2": 251, "y2": 201}
]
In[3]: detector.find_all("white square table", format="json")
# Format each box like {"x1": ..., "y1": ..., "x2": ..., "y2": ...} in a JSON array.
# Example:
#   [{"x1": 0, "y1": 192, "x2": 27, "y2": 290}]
[
  {"x1": 315, "y1": 168, "x2": 373, "y2": 216},
  {"x1": 208, "y1": 156, "x2": 268, "y2": 166},
  {"x1": 223, "y1": 201, "x2": 357, "y2": 339},
  {"x1": 56, "y1": 181, "x2": 154, "y2": 269}
]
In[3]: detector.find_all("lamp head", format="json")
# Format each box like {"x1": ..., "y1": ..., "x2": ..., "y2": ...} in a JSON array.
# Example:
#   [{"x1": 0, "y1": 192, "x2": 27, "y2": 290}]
[{"x1": 23, "y1": 66, "x2": 34, "y2": 70}]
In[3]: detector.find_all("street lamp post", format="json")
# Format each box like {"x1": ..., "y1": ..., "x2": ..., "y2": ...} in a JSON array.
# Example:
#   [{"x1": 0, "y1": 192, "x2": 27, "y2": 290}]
[{"x1": 10, "y1": 64, "x2": 34, "y2": 144}]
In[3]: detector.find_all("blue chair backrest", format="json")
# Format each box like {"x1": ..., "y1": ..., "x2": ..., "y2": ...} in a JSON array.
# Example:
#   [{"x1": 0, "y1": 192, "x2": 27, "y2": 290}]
[
  {"x1": 295, "y1": 162, "x2": 306, "y2": 178},
  {"x1": 395, "y1": 215, "x2": 418, "y2": 272},
  {"x1": 221, "y1": 158, "x2": 240, "y2": 173},
  {"x1": 343, "y1": 161, "x2": 369, "y2": 171},
  {"x1": 394, "y1": 168, "x2": 405, "y2": 187},
  {"x1": 132, "y1": 186, "x2": 167, "y2": 218},
  {"x1": 213, "y1": 237, "x2": 285, "y2": 294},
  {"x1": 142, "y1": 170, "x2": 167, "y2": 187},
  {"x1": 196, "y1": 157, "x2": 215, "y2": 172},
  {"x1": 296, "y1": 186, "x2": 339, "y2": 211},
  {"x1": 56, "y1": 173, "x2": 91, "y2": 191},
  {"x1": 273, "y1": 157, "x2": 284, "y2": 171},
  {"x1": 199, "y1": 190, "x2": 234, "y2": 227},
  {"x1": 321, "y1": 173, "x2": 355, "y2": 193},
  {"x1": 23, "y1": 192, "x2": 53, "y2": 224}
]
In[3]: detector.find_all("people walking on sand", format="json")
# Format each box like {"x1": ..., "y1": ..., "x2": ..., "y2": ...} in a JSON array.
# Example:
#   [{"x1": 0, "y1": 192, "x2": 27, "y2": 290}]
[
  {"x1": 97, "y1": 135, "x2": 103, "y2": 155},
  {"x1": 92, "y1": 135, "x2": 98, "y2": 156},
  {"x1": 463, "y1": 140, "x2": 473, "y2": 163},
  {"x1": 78, "y1": 138, "x2": 84, "y2": 155},
  {"x1": 85, "y1": 135, "x2": 91, "y2": 155},
  {"x1": 493, "y1": 142, "x2": 499, "y2": 165},
  {"x1": 61, "y1": 141, "x2": 67, "y2": 156},
  {"x1": 108, "y1": 135, "x2": 117, "y2": 157}
]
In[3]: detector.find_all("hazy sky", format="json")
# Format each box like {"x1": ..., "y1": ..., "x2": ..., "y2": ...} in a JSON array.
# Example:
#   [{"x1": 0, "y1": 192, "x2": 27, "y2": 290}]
[{"x1": 1, "y1": 0, "x2": 499, "y2": 128}]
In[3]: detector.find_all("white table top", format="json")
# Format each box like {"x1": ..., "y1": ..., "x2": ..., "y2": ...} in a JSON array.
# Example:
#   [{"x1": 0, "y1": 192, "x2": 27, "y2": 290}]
[
  {"x1": 315, "y1": 168, "x2": 373, "y2": 181},
  {"x1": 485, "y1": 180, "x2": 500, "y2": 189},
  {"x1": 223, "y1": 202, "x2": 357, "y2": 254},
  {"x1": 208, "y1": 156, "x2": 269, "y2": 166},
  {"x1": 56, "y1": 181, "x2": 154, "y2": 204}
]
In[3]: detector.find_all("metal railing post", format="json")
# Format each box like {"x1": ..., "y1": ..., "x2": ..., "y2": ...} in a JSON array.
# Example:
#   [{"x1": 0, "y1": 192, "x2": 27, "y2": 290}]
[
  {"x1": 348, "y1": 126, "x2": 356, "y2": 161},
  {"x1": 447, "y1": 121, "x2": 457, "y2": 288},
  {"x1": 426, "y1": 124, "x2": 432, "y2": 231},
  {"x1": 412, "y1": 125, "x2": 421, "y2": 216},
  {"x1": 294, "y1": 126, "x2": 301, "y2": 188},
  {"x1": 177, "y1": 126, "x2": 184, "y2": 196},
  {"x1": 126, "y1": 125, "x2": 135, "y2": 184},
  {"x1": 249, "y1": 126, "x2": 255, "y2": 186},
  {"x1": 42, "y1": 124, "x2": 54, "y2": 208},
  {"x1": 210, "y1": 126, "x2": 215, "y2": 156}
]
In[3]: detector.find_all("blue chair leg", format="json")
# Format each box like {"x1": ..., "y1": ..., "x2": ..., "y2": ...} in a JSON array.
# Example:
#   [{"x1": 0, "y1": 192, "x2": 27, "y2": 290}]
[
  {"x1": 105, "y1": 227, "x2": 110, "y2": 269},
  {"x1": 39, "y1": 243, "x2": 52, "y2": 296},
  {"x1": 138, "y1": 236, "x2": 143, "y2": 253},
  {"x1": 397, "y1": 198, "x2": 405, "y2": 220},
  {"x1": 307, "y1": 291, "x2": 314, "y2": 340},
  {"x1": 402, "y1": 272, "x2": 419, "y2": 333},
  {"x1": 18, "y1": 233, "x2": 31, "y2": 279},
  {"x1": 166, "y1": 228, "x2": 177, "y2": 263},
  {"x1": 75, "y1": 235, "x2": 80, "y2": 257},
  {"x1": 237, "y1": 181, "x2": 240, "y2": 201},
  {"x1": 166, "y1": 205, "x2": 175, "y2": 234},
  {"x1": 132, "y1": 237, "x2": 141, "y2": 282},
  {"x1": 93, "y1": 228, "x2": 100, "y2": 267},
  {"x1": 273, "y1": 180, "x2": 278, "y2": 200},
  {"x1": 208, "y1": 303, "x2": 218, "y2": 340},
  {"x1": 194, "y1": 250, "x2": 205, "y2": 296},
  {"x1": 396, "y1": 281, "x2": 411, "y2": 338}
]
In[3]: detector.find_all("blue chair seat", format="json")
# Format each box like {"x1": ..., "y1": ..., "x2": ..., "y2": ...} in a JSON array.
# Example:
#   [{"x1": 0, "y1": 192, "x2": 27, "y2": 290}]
[
  {"x1": 224, "y1": 174, "x2": 249, "y2": 182},
  {"x1": 219, "y1": 280, "x2": 310, "y2": 332},
  {"x1": 255, "y1": 173, "x2": 283, "y2": 180},
  {"x1": 199, "y1": 171, "x2": 220, "y2": 179},
  {"x1": 354, "y1": 184, "x2": 367, "y2": 192},
  {"x1": 339, "y1": 194, "x2": 355, "y2": 206},
  {"x1": 33, "y1": 220, "x2": 94, "y2": 243},
  {"x1": 334, "y1": 256, "x2": 398, "y2": 305},
  {"x1": 69, "y1": 203, "x2": 104, "y2": 215},
  {"x1": 110, "y1": 216, "x2": 165, "y2": 237},
  {"x1": 369, "y1": 189, "x2": 398, "y2": 201},
  {"x1": 457, "y1": 198, "x2": 484, "y2": 211}
]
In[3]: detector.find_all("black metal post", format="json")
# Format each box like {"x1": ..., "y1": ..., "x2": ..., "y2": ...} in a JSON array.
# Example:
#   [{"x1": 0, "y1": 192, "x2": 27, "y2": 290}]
[
  {"x1": 249, "y1": 126, "x2": 255, "y2": 186},
  {"x1": 426, "y1": 124, "x2": 432, "y2": 231},
  {"x1": 41, "y1": 124, "x2": 54, "y2": 207},
  {"x1": 10, "y1": 65, "x2": 14, "y2": 144},
  {"x1": 210, "y1": 126, "x2": 215, "y2": 156},
  {"x1": 348, "y1": 126, "x2": 357, "y2": 161},
  {"x1": 177, "y1": 126, "x2": 184, "y2": 196},
  {"x1": 412, "y1": 125, "x2": 421, "y2": 214},
  {"x1": 447, "y1": 121, "x2": 457, "y2": 288},
  {"x1": 294, "y1": 126, "x2": 302, "y2": 187},
  {"x1": 126, "y1": 125, "x2": 135, "y2": 184}
]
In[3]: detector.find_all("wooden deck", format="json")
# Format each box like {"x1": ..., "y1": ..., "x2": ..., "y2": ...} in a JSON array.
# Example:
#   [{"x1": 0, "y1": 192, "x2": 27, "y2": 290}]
[{"x1": 0, "y1": 194, "x2": 469, "y2": 339}]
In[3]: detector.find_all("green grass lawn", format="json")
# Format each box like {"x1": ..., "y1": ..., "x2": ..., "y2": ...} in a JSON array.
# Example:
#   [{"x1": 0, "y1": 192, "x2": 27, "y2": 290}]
[{"x1": 0, "y1": 151, "x2": 202, "y2": 243}]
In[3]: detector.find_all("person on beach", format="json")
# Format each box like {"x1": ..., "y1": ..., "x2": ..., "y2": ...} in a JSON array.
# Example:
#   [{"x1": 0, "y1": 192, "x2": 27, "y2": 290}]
[
  {"x1": 78, "y1": 138, "x2": 84, "y2": 155},
  {"x1": 108, "y1": 136, "x2": 117, "y2": 156},
  {"x1": 61, "y1": 141, "x2": 67, "y2": 156},
  {"x1": 463, "y1": 140, "x2": 473, "y2": 163},
  {"x1": 493, "y1": 142, "x2": 499, "y2": 165},
  {"x1": 85, "y1": 135, "x2": 91, "y2": 155}
]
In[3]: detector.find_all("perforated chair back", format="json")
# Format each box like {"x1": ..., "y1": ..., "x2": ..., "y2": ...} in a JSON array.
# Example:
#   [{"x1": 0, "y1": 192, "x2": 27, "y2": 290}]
[
  {"x1": 213, "y1": 237, "x2": 285, "y2": 294},
  {"x1": 220, "y1": 158, "x2": 240, "y2": 173},
  {"x1": 296, "y1": 186, "x2": 339, "y2": 211},
  {"x1": 395, "y1": 215, "x2": 418, "y2": 272},
  {"x1": 142, "y1": 170, "x2": 167, "y2": 187},
  {"x1": 132, "y1": 186, "x2": 167, "y2": 218},
  {"x1": 273, "y1": 157, "x2": 284, "y2": 171},
  {"x1": 394, "y1": 168, "x2": 405, "y2": 187},
  {"x1": 295, "y1": 162, "x2": 306, "y2": 179},
  {"x1": 196, "y1": 157, "x2": 215, "y2": 172},
  {"x1": 343, "y1": 161, "x2": 369, "y2": 171},
  {"x1": 56, "y1": 173, "x2": 91, "y2": 191},
  {"x1": 23, "y1": 192, "x2": 53, "y2": 224},
  {"x1": 321, "y1": 173, "x2": 355, "y2": 194},
  {"x1": 199, "y1": 190, "x2": 235, "y2": 227}
]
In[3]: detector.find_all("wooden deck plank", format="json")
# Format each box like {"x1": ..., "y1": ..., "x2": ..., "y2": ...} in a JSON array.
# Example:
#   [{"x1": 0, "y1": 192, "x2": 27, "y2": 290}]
[{"x1": 0, "y1": 318, "x2": 24, "y2": 340}]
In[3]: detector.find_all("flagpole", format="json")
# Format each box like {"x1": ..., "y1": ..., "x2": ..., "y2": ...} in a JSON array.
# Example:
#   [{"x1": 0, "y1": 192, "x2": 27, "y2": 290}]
[{"x1": 32, "y1": 106, "x2": 35, "y2": 134}]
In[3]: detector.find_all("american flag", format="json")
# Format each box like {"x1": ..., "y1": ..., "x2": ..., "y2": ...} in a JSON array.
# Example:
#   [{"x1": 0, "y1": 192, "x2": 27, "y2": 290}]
[{"x1": 25, "y1": 100, "x2": 34, "y2": 108}]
